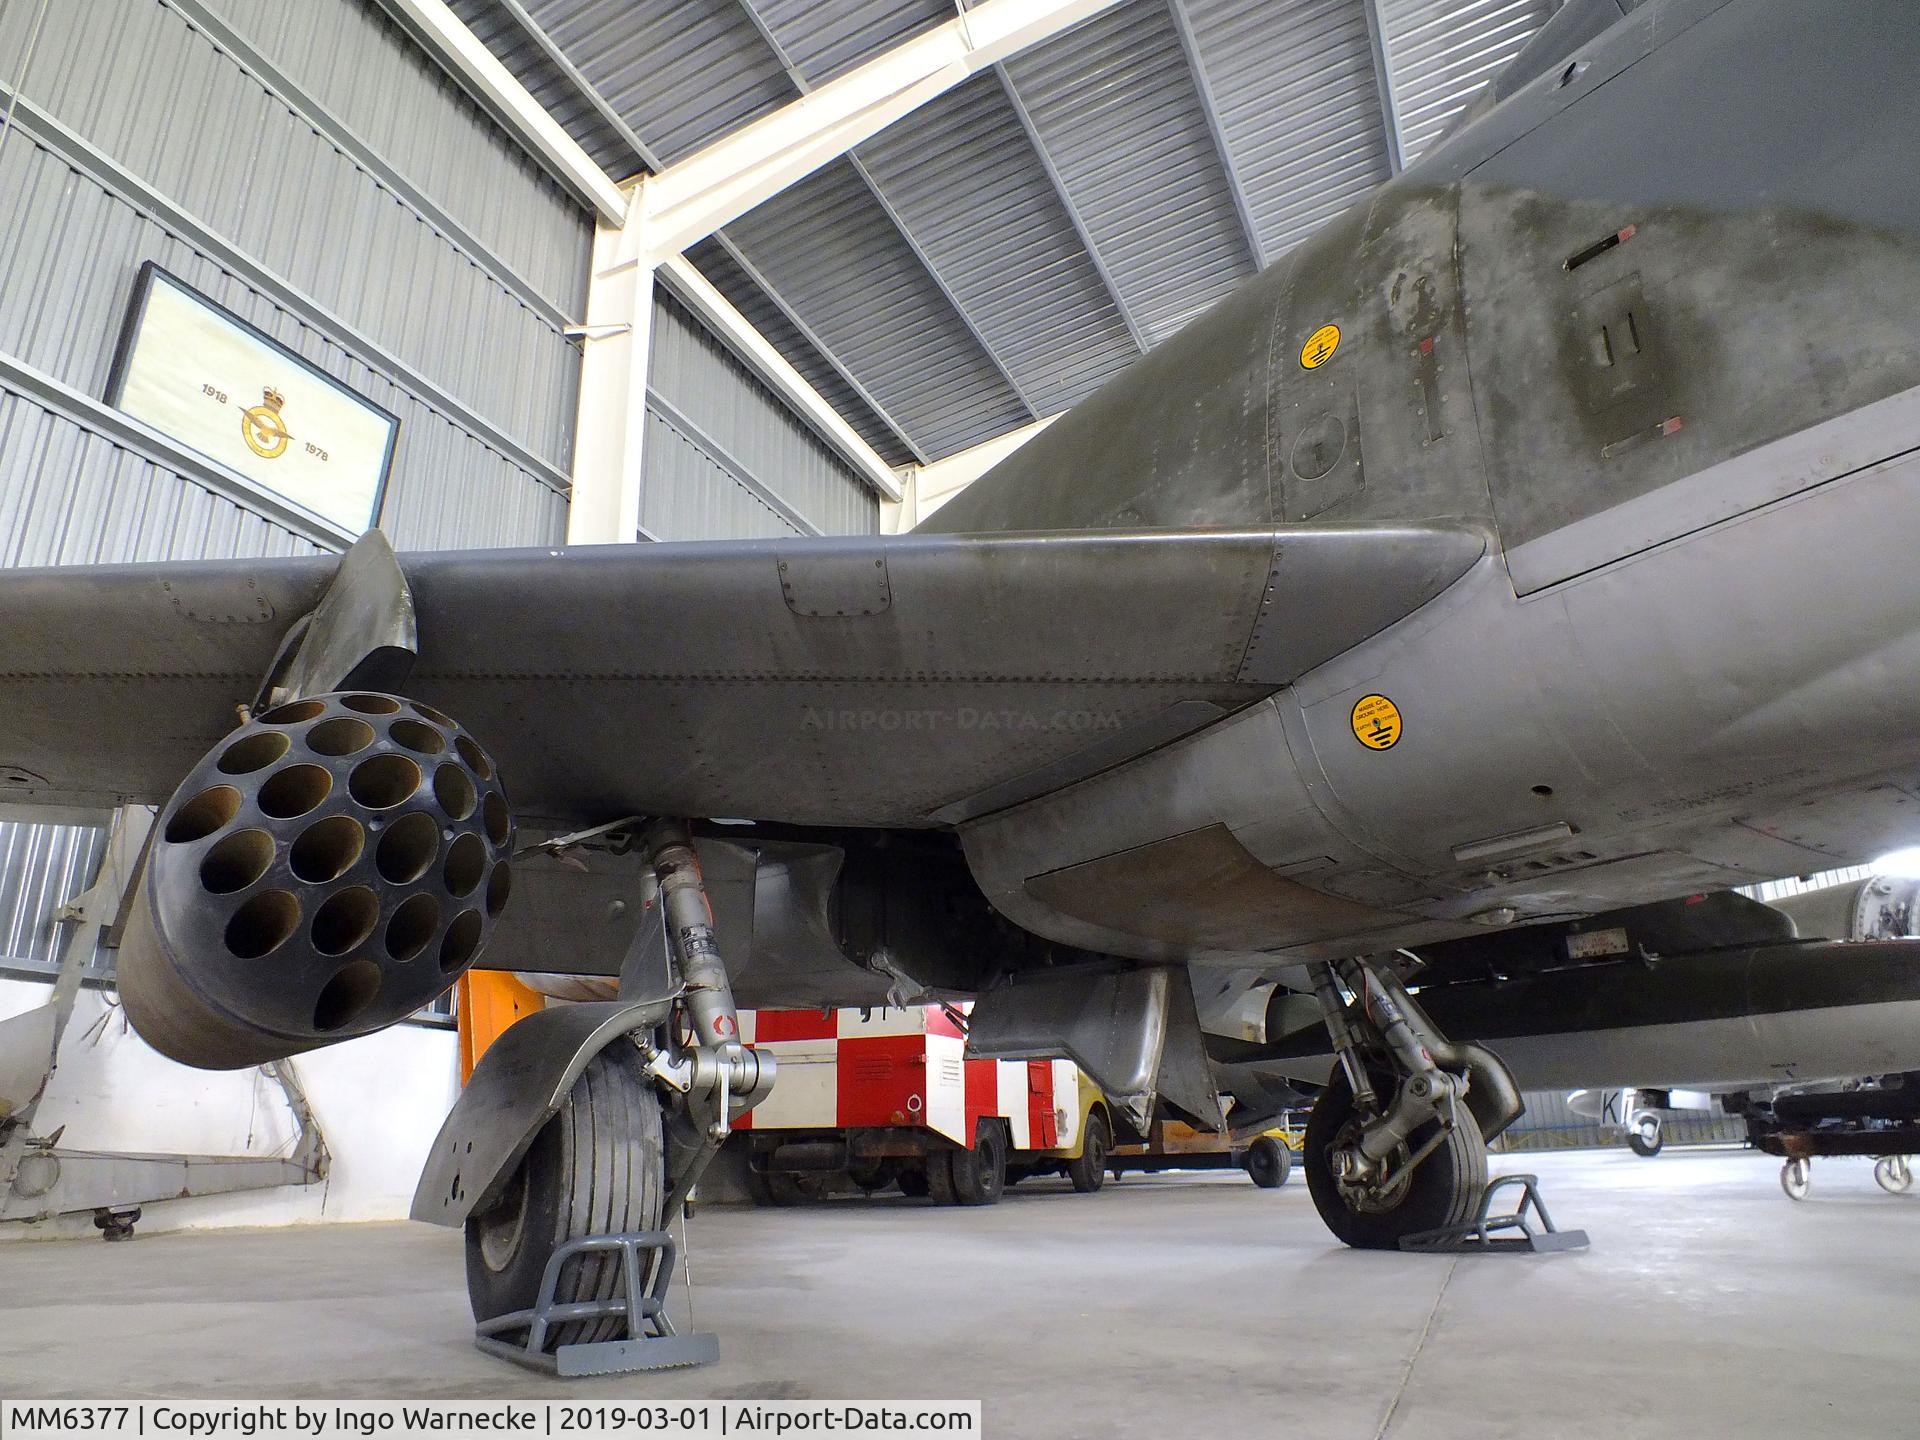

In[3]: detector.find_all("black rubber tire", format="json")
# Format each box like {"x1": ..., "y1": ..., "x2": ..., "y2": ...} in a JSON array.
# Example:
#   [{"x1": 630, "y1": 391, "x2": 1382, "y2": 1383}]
[
  {"x1": 897, "y1": 1166, "x2": 931, "y2": 1199},
  {"x1": 1627, "y1": 1124, "x2": 1664, "y2": 1158},
  {"x1": 926, "y1": 1148, "x2": 959, "y2": 1205},
  {"x1": 1067, "y1": 1110, "x2": 1111, "y2": 1193},
  {"x1": 764, "y1": 1171, "x2": 829, "y2": 1206},
  {"x1": 1246, "y1": 1135, "x2": 1292, "y2": 1189},
  {"x1": 464, "y1": 1051, "x2": 664, "y2": 1348},
  {"x1": 949, "y1": 1119, "x2": 1008, "y2": 1205},
  {"x1": 1303, "y1": 1070, "x2": 1486, "y2": 1249}
]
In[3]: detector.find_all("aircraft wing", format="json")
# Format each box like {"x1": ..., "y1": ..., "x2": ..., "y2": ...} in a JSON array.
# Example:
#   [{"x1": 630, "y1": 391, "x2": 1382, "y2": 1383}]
[{"x1": 0, "y1": 525, "x2": 1483, "y2": 827}]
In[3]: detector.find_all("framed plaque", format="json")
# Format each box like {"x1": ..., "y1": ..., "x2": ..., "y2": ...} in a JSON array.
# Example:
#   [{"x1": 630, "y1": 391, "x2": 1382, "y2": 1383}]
[{"x1": 107, "y1": 262, "x2": 398, "y2": 533}]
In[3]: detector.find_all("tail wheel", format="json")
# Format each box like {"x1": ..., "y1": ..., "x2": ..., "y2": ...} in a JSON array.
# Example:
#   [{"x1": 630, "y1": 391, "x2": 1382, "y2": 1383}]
[
  {"x1": 1066, "y1": 1110, "x2": 1112, "y2": 1193},
  {"x1": 1303, "y1": 1070, "x2": 1486, "y2": 1249},
  {"x1": 464, "y1": 1051, "x2": 663, "y2": 1349},
  {"x1": 1245, "y1": 1135, "x2": 1292, "y2": 1189}
]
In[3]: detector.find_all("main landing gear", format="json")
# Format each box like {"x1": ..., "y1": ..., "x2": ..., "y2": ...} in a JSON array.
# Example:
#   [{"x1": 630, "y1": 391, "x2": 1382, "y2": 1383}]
[
  {"x1": 1299, "y1": 956, "x2": 1525, "y2": 1249},
  {"x1": 460, "y1": 821, "x2": 773, "y2": 1357}
]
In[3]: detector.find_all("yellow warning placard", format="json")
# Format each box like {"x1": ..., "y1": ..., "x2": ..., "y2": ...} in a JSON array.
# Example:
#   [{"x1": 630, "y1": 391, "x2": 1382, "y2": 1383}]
[
  {"x1": 1300, "y1": 323, "x2": 1341, "y2": 369},
  {"x1": 1351, "y1": 693, "x2": 1402, "y2": 750}
]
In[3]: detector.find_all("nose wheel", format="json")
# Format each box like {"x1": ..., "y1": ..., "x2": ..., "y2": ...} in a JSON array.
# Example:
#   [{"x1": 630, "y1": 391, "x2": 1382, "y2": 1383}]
[
  {"x1": 1303, "y1": 1069, "x2": 1487, "y2": 1247},
  {"x1": 1299, "y1": 957, "x2": 1520, "y2": 1250}
]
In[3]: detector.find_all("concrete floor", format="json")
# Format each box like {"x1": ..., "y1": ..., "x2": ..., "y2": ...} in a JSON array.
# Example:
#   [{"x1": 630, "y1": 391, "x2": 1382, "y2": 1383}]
[{"x1": 1, "y1": 1148, "x2": 1914, "y2": 1436}]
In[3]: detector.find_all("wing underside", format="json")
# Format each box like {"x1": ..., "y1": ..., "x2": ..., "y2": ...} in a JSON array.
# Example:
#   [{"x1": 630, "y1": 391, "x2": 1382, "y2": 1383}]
[{"x1": 0, "y1": 525, "x2": 1483, "y2": 827}]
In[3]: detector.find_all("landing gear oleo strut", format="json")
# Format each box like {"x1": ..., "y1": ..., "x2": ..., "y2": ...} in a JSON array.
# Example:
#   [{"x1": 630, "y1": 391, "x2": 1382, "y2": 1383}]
[
  {"x1": 1301, "y1": 956, "x2": 1526, "y2": 1249},
  {"x1": 415, "y1": 819, "x2": 772, "y2": 1369}
]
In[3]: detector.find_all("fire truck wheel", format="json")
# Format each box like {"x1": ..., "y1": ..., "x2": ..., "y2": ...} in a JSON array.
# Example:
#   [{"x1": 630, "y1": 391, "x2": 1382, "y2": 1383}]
[
  {"x1": 764, "y1": 1172, "x2": 829, "y2": 1206},
  {"x1": 950, "y1": 1119, "x2": 1008, "y2": 1205},
  {"x1": 1067, "y1": 1110, "x2": 1111, "y2": 1193},
  {"x1": 927, "y1": 1150, "x2": 958, "y2": 1205},
  {"x1": 464, "y1": 1051, "x2": 663, "y2": 1349},
  {"x1": 898, "y1": 1166, "x2": 931, "y2": 1199},
  {"x1": 1245, "y1": 1135, "x2": 1291, "y2": 1189}
]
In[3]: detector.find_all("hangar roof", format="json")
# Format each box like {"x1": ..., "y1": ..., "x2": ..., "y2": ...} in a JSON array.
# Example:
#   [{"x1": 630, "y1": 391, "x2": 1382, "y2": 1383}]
[{"x1": 450, "y1": 0, "x2": 1557, "y2": 465}]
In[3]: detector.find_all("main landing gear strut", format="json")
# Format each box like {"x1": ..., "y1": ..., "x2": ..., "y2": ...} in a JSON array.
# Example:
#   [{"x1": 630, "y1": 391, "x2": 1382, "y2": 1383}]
[
  {"x1": 455, "y1": 821, "x2": 773, "y2": 1363},
  {"x1": 1300, "y1": 956, "x2": 1526, "y2": 1249}
]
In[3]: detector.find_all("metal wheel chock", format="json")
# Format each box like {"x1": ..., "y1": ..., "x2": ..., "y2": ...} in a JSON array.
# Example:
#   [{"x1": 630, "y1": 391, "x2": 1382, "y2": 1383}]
[
  {"x1": 474, "y1": 1230, "x2": 719, "y2": 1376},
  {"x1": 1398, "y1": 1173, "x2": 1590, "y2": 1254}
]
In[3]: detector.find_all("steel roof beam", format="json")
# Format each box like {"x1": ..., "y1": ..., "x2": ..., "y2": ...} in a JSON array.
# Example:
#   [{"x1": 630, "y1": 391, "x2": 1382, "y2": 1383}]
[
  {"x1": 623, "y1": 0, "x2": 1132, "y2": 266},
  {"x1": 994, "y1": 66, "x2": 1150, "y2": 356},
  {"x1": 377, "y1": 0, "x2": 630, "y2": 221},
  {"x1": 705, "y1": 232, "x2": 932, "y2": 469},
  {"x1": 1360, "y1": 0, "x2": 1410, "y2": 174},
  {"x1": 657, "y1": 255, "x2": 908, "y2": 497},
  {"x1": 732, "y1": 0, "x2": 1043, "y2": 421},
  {"x1": 1166, "y1": 0, "x2": 1269, "y2": 271}
]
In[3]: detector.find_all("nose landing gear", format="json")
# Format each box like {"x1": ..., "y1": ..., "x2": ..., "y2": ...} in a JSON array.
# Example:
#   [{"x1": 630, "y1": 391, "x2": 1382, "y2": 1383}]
[{"x1": 1300, "y1": 956, "x2": 1525, "y2": 1250}]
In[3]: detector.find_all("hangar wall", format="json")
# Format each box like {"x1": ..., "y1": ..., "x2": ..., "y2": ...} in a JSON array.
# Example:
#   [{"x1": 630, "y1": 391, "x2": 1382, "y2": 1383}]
[{"x1": 0, "y1": 0, "x2": 881, "y2": 1236}]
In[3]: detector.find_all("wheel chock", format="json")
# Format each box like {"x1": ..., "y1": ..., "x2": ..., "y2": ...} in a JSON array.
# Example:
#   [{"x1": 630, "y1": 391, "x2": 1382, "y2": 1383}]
[
  {"x1": 475, "y1": 1230, "x2": 720, "y2": 1376},
  {"x1": 1398, "y1": 1173, "x2": 1590, "y2": 1254}
]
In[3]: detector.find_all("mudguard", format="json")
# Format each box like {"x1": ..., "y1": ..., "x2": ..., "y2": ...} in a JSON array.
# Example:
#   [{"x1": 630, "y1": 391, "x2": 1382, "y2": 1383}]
[{"x1": 410, "y1": 996, "x2": 671, "y2": 1227}]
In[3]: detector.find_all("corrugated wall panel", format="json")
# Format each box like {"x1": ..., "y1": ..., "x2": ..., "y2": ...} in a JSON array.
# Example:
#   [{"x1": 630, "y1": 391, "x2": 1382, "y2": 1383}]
[
  {"x1": 0, "y1": 0, "x2": 585, "y2": 477},
  {"x1": 518, "y1": 0, "x2": 790, "y2": 163},
  {"x1": 1182, "y1": 0, "x2": 1393, "y2": 263},
  {"x1": 0, "y1": 133, "x2": 568, "y2": 552},
  {"x1": 1004, "y1": 1, "x2": 1257, "y2": 348},
  {"x1": 202, "y1": 0, "x2": 590, "y2": 317},
  {"x1": 0, "y1": 388, "x2": 328, "y2": 567},
  {"x1": 855, "y1": 75, "x2": 1139, "y2": 415},
  {"x1": 646, "y1": 288, "x2": 877, "y2": 540},
  {"x1": 1380, "y1": 0, "x2": 1555, "y2": 163},
  {"x1": 724, "y1": 160, "x2": 1029, "y2": 459},
  {"x1": 0, "y1": 821, "x2": 109, "y2": 970}
]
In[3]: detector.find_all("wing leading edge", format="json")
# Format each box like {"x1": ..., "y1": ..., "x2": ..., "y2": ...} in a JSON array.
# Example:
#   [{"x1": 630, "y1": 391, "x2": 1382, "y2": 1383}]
[{"x1": 0, "y1": 525, "x2": 1484, "y2": 826}]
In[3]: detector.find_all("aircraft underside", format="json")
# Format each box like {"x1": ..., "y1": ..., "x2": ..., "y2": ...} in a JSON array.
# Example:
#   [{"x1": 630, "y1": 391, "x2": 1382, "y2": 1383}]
[{"x1": 5, "y1": 0, "x2": 1920, "y2": 1339}]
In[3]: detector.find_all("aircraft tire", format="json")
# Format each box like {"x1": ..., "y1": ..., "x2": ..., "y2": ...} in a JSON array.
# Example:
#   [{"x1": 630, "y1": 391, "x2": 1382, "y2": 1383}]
[
  {"x1": 464, "y1": 1050, "x2": 664, "y2": 1349},
  {"x1": 1067, "y1": 1110, "x2": 1111, "y2": 1193},
  {"x1": 1246, "y1": 1135, "x2": 1291, "y2": 1189},
  {"x1": 1304, "y1": 1070, "x2": 1487, "y2": 1249},
  {"x1": 1627, "y1": 1117, "x2": 1664, "y2": 1158}
]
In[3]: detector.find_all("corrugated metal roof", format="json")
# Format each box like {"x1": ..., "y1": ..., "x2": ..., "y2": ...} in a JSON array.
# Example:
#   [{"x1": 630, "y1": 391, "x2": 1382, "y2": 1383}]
[
  {"x1": 1002, "y1": 1, "x2": 1258, "y2": 348},
  {"x1": 722, "y1": 159, "x2": 1031, "y2": 459},
  {"x1": 686, "y1": 236, "x2": 919, "y2": 468},
  {"x1": 441, "y1": 0, "x2": 1556, "y2": 461},
  {"x1": 1180, "y1": 0, "x2": 1394, "y2": 263},
  {"x1": 748, "y1": 0, "x2": 951, "y2": 87},
  {"x1": 516, "y1": 0, "x2": 791, "y2": 163},
  {"x1": 1379, "y1": 0, "x2": 1555, "y2": 163},
  {"x1": 854, "y1": 72, "x2": 1140, "y2": 416},
  {"x1": 443, "y1": 0, "x2": 644, "y2": 176}
]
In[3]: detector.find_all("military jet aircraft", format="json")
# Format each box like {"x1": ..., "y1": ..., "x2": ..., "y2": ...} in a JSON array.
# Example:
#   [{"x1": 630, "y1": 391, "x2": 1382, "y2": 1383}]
[{"x1": 4, "y1": 0, "x2": 1920, "y2": 1346}]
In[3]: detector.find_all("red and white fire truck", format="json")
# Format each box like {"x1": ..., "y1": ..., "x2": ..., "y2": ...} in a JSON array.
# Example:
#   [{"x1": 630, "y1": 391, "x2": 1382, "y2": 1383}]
[{"x1": 736, "y1": 1004, "x2": 1114, "y2": 1205}]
